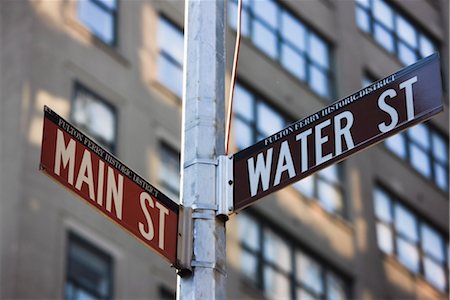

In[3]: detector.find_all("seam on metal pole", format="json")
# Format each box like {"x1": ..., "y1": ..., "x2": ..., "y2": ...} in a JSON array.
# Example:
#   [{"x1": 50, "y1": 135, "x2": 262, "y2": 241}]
[
  {"x1": 191, "y1": 260, "x2": 227, "y2": 276},
  {"x1": 184, "y1": 158, "x2": 218, "y2": 168}
]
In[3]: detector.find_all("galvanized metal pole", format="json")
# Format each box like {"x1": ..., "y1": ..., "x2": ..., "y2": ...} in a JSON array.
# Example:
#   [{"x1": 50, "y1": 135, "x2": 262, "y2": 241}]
[{"x1": 177, "y1": 0, "x2": 226, "y2": 299}]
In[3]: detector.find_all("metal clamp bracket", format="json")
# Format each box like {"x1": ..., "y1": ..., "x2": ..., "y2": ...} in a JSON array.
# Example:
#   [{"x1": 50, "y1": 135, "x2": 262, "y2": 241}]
[
  {"x1": 216, "y1": 155, "x2": 234, "y2": 217},
  {"x1": 191, "y1": 260, "x2": 227, "y2": 276}
]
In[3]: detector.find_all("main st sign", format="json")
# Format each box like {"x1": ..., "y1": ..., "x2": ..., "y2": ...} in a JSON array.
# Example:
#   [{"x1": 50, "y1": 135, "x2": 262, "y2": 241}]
[
  {"x1": 233, "y1": 54, "x2": 443, "y2": 211},
  {"x1": 40, "y1": 107, "x2": 179, "y2": 264}
]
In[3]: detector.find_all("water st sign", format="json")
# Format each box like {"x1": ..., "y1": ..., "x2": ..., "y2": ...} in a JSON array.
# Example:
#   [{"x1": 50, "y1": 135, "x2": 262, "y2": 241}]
[
  {"x1": 233, "y1": 54, "x2": 443, "y2": 211},
  {"x1": 40, "y1": 106, "x2": 179, "y2": 264}
]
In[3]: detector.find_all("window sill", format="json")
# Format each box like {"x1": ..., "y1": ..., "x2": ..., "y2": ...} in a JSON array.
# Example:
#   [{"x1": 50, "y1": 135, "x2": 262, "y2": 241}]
[
  {"x1": 66, "y1": 18, "x2": 130, "y2": 68},
  {"x1": 383, "y1": 253, "x2": 449, "y2": 297},
  {"x1": 380, "y1": 144, "x2": 449, "y2": 198}
]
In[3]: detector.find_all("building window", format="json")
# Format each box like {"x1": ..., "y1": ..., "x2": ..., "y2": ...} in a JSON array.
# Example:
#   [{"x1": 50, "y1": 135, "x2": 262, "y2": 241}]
[
  {"x1": 384, "y1": 124, "x2": 449, "y2": 192},
  {"x1": 159, "y1": 142, "x2": 180, "y2": 200},
  {"x1": 157, "y1": 17, "x2": 184, "y2": 98},
  {"x1": 373, "y1": 186, "x2": 449, "y2": 292},
  {"x1": 238, "y1": 213, "x2": 349, "y2": 300},
  {"x1": 229, "y1": 0, "x2": 333, "y2": 99},
  {"x1": 72, "y1": 83, "x2": 118, "y2": 153},
  {"x1": 233, "y1": 82, "x2": 346, "y2": 217},
  {"x1": 65, "y1": 232, "x2": 113, "y2": 300},
  {"x1": 355, "y1": 0, "x2": 437, "y2": 65},
  {"x1": 293, "y1": 164, "x2": 346, "y2": 217},
  {"x1": 78, "y1": 0, "x2": 118, "y2": 45},
  {"x1": 363, "y1": 76, "x2": 449, "y2": 192}
]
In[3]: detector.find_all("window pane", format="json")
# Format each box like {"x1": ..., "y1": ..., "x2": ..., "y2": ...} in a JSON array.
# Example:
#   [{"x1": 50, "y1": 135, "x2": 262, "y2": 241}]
[
  {"x1": 434, "y1": 163, "x2": 449, "y2": 191},
  {"x1": 356, "y1": 0, "x2": 370, "y2": 8},
  {"x1": 159, "y1": 144, "x2": 180, "y2": 199},
  {"x1": 241, "y1": 249, "x2": 258, "y2": 282},
  {"x1": 158, "y1": 19, "x2": 184, "y2": 65},
  {"x1": 374, "y1": 189, "x2": 392, "y2": 223},
  {"x1": 253, "y1": 0, "x2": 278, "y2": 28},
  {"x1": 398, "y1": 43, "x2": 417, "y2": 65},
  {"x1": 326, "y1": 272, "x2": 346, "y2": 300},
  {"x1": 281, "y1": 12, "x2": 306, "y2": 51},
  {"x1": 408, "y1": 124, "x2": 429, "y2": 149},
  {"x1": 419, "y1": 35, "x2": 435, "y2": 58},
  {"x1": 310, "y1": 65, "x2": 329, "y2": 98},
  {"x1": 410, "y1": 145, "x2": 431, "y2": 178},
  {"x1": 356, "y1": 7, "x2": 370, "y2": 32},
  {"x1": 421, "y1": 224, "x2": 444, "y2": 262},
  {"x1": 318, "y1": 165, "x2": 339, "y2": 184},
  {"x1": 394, "y1": 204, "x2": 418, "y2": 242},
  {"x1": 296, "y1": 251, "x2": 324, "y2": 295},
  {"x1": 397, "y1": 238, "x2": 419, "y2": 273},
  {"x1": 252, "y1": 21, "x2": 278, "y2": 59},
  {"x1": 294, "y1": 175, "x2": 314, "y2": 198},
  {"x1": 374, "y1": 24, "x2": 394, "y2": 52},
  {"x1": 376, "y1": 223, "x2": 393, "y2": 254},
  {"x1": 385, "y1": 133, "x2": 407, "y2": 159},
  {"x1": 234, "y1": 84, "x2": 254, "y2": 122},
  {"x1": 317, "y1": 179, "x2": 343, "y2": 214},
  {"x1": 432, "y1": 133, "x2": 448, "y2": 163},
  {"x1": 99, "y1": 0, "x2": 116, "y2": 9},
  {"x1": 373, "y1": 0, "x2": 394, "y2": 29},
  {"x1": 78, "y1": 0, "x2": 114, "y2": 44},
  {"x1": 281, "y1": 45, "x2": 306, "y2": 80},
  {"x1": 424, "y1": 258, "x2": 446, "y2": 291},
  {"x1": 264, "y1": 229, "x2": 291, "y2": 272},
  {"x1": 257, "y1": 102, "x2": 284, "y2": 136},
  {"x1": 67, "y1": 235, "x2": 112, "y2": 299},
  {"x1": 73, "y1": 86, "x2": 116, "y2": 151},
  {"x1": 310, "y1": 34, "x2": 329, "y2": 69},
  {"x1": 397, "y1": 17, "x2": 417, "y2": 47},
  {"x1": 234, "y1": 118, "x2": 253, "y2": 149},
  {"x1": 158, "y1": 55, "x2": 183, "y2": 97},
  {"x1": 238, "y1": 214, "x2": 260, "y2": 250},
  {"x1": 297, "y1": 288, "x2": 316, "y2": 300},
  {"x1": 263, "y1": 267, "x2": 291, "y2": 300}
]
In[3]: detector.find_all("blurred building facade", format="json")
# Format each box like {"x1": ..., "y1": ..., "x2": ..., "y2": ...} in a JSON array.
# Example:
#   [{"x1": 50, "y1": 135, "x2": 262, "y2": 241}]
[{"x1": 0, "y1": 0, "x2": 448, "y2": 299}]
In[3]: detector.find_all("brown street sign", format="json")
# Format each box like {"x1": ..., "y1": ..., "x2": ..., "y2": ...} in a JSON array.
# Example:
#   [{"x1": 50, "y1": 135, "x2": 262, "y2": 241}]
[
  {"x1": 233, "y1": 54, "x2": 443, "y2": 211},
  {"x1": 40, "y1": 106, "x2": 179, "y2": 264}
]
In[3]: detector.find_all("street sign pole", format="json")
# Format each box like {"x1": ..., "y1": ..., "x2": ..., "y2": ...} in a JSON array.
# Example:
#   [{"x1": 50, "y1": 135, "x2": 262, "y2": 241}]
[{"x1": 177, "y1": 0, "x2": 226, "y2": 299}]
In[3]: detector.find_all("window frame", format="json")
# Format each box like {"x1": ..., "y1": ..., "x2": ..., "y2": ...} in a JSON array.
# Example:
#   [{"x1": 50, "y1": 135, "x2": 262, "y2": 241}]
[
  {"x1": 157, "y1": 16, "x2": 184, "y2": 98},
  {"x1": 355, "y1": 0, "x2": 437, "y2": 65},
  {"x1": 228, "y1": 0, "x2": 335, "y2": 100},
  {"x1": 158, "y1": 141, "x2": 181, "y2": 200},
  {"x1": 373, "y1": 185, "x2": 449, "y2": 292},
  {"x1": 71, "y1": 81, "x2": 119, "y2": 154},
  {"x1": 238, "y1": 211, "x2": 351, "y2": 299},
  {"x1": 78, "y1": 0, "x2": 119, "y2": 46},
  {"x1": 65, "y1": 231, "x2": 114, "y2": 300}
]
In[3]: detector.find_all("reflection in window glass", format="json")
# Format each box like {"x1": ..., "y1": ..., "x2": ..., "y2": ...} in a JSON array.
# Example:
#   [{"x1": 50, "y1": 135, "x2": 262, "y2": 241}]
[
  {"x1": 373, "y1": 186, "x2": 449, "y2": 291},
  {"x1": 374, "y1": 24, "x2": 394, "y2": 53},
  {"x1": 252, "y1": 22, "x2": 277, "y2": 59},
  {"x1": 72, "y1": 83, "x2": 117, "y2": 153},
  {"x1": 78, "y1": 0, "x2": 117, "y2": 45},
  {"x1": 281, "y1": 45, "x2": 306, "y2": 80},
  {"x1": 373, "y1": 0, "x2": 393, "y2": 29},
  {"x1": 281, "y1": 12, "x2": 306, "y2": 51},
  {"x1": 257, "y1": 103, "x2": 285, "y2": 137},
  {"x1": 326, "y1": 273, "x2": 346, "y2": 300},
  {"x1": 294, "y1": 176, "x2": 314, "y2": 198},
  {"x1": 263, "y1": 267, "x2": 290, "y2": 300},
  {"x1": 410, "y1": 145, "x2": 431, "y2": 177},
  {"x1": 397, "y1": 17, "x2": 416, "y2": 47},
  {"x1": 264, "y1": 229, "x2": 291, "y2": 272},
  {"x1": 385, "y1": 133, "x2": 406, "y2": 159}
]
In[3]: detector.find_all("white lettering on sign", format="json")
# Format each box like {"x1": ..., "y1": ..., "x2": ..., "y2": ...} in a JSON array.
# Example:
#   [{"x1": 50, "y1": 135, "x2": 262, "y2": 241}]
[
  {"x1": 54, "y1": 129, "x2": 124, "y2": 220},
  {"x1": 138, "y1": 192, "x2": 169, "y2": 250},
  {"x1": 378, "y1": 76, "x2": 418, "y2": 133},
  {"x1": 246, "y1": 75, "x2": 420, "y2": 198}
]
